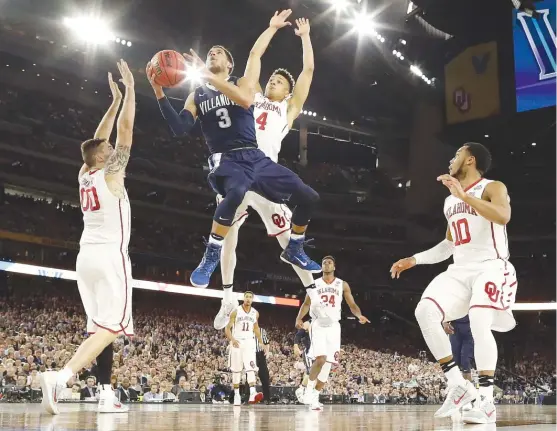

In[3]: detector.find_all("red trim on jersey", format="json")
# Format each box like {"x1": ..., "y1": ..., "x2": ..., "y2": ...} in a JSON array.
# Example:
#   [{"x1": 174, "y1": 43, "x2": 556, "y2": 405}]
[
  {"x1": 231, "y1": 212, "x2": 249, "y2": 227},
  {"x1": 322, "y1": 277, "x2": 337, "y2": 285},
  {"x1": 118, "y1": 200, "x2": 130, "y2": 333},
  {"x1": 463, "y1": 178, "x2": 483, "y2": 192},
  {"x1": 269, "y1": 228, "x2": 289, "y2": 237},
  {"x1": 509, "y1": 281, "x2": 517, "y2": 287},
  {"x1": 469, "y1": 304, "x2": 510, "y2": 312},
  {"x1": 422, "y1": 297, "x2": 446, "y2": 322},
  {"x1": 490, "y1": 223, "x2": 501, "y2": 260}
]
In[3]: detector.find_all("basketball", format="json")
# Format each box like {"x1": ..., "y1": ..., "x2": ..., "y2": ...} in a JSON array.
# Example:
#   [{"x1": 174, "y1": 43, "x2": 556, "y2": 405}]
[{"x1": 150, "y1": 50, "x2": 187, "y2": 88}]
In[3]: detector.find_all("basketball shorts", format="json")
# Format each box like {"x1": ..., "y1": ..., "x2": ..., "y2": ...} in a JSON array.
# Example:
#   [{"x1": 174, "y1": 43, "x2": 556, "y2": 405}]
[
  {"x1": 421, "y1": 260, "x2": 517, "y2": 332},
  {"x1": 217, "y1": 191, "x2": 292, "y2": 237},
  {"x1": 76, "y1": 244, "x2": 134, "y2": 336},
  {"x1": 229, "y1": 338, "x2": 258, "y2": 373},
  {"x1": 307, "y1": 322, "x2": 341, "y2": 365}
]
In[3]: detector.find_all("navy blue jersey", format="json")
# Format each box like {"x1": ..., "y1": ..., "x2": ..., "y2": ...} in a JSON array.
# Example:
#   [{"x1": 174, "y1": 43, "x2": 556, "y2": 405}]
[
  {"x1": 194, "y1": 76, "x2": 257, "y2": 154},
  {"x1": 294, "y1": 329, "x2": 311, "y2": 353}
]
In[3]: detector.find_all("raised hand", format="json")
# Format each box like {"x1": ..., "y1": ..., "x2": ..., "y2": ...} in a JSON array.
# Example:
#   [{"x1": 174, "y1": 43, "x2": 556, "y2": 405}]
[
  {"x1": 437, "y1": 174, "x2": 466, "y2": 200},
  {"x1": 269, "y1": 9, "x2": 293, "y2": 29},
  {"x1": 108, "y1": 72, "x2": 122, "y2": 101},
  {"x1": 294, "y1": 18, "x2": 310, "y2": 37},
  {"x1": 116, "y1": 60, "x2": 134, "y2": 88}
]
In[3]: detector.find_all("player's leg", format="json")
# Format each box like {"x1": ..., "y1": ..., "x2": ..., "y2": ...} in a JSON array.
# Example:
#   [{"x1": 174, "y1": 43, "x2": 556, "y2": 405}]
[
  {"x1": 229, "y1": 344, "x2": 243, "y2": 406},
  {"x1": 191, "y1": 155, "x2": 255, "y2": 288},
  {"x1": 463, "y1": 264, "x2": 518, "y2": 424},
  {"x1": 249, "y1": 194, "x2": 316, "y2": 287},
  {"x1": 308, "y1": 324, "x2": 339, "y2": 410},
  {"x1": 214, "y1": 197, "x2": 248, "y2": 329},
  {"x1": 243, "y1": 341, "x2": 262, "y2": 404},
  {"x1": 251, "y1": 158, "x2": 320, "y2": 272},
  {"x1": 414, "y1": 269, "x2": 477, "y2": 418}
]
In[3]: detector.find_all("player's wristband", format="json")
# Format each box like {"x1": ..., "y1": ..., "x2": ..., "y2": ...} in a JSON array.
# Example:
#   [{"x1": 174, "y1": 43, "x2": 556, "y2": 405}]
[
  {"x1": 157, "y1": 96, "x2": 195, "y2": 136},
  {"x1": 413, "y1": 239, "x2": 454, "y2": 265}
]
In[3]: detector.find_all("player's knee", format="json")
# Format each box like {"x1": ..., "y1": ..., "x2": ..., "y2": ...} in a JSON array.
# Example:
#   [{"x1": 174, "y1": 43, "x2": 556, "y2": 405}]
[
  {"x1": 313, "y1": 356, "x2": 326, "y2": 367},
  {"x1": 232, "y1": 372, "x2": 241, "y2": 385},
  {"x1": 223, "y1": 184, "x2": 250, "y2": 208},
  {"x1": 415, "y1": 299, "x2": 443, "y2": 328}
]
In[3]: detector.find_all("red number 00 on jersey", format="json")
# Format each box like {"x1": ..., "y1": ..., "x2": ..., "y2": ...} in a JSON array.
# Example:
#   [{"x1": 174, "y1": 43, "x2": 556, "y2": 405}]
[{"x1": 80, "y1": 187, "x2": 100, "y2": 212}]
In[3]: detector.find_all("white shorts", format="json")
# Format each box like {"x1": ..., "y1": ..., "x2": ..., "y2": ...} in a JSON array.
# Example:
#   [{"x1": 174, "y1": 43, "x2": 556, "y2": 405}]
[
  {"x1": 308, "y1": 322, "x2": 341, "y2": 365},
  {"x1": 421, "y1": 259, "x2": 517, "y2": 332},
  {"x1": 217, "y1": 191, "x2": 292, "y2": 236},
  {"x1": 228, "y1": 338, "x2": 258, "y2": 373},
  {"x1": 76, "y1": 244, "x2": 134, "y2": 336}
]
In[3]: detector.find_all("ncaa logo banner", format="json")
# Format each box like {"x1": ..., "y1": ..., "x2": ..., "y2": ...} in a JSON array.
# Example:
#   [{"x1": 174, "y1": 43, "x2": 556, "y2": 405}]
[{"x1": 445, "y1": 41, "x2": 501, "y2": 124}]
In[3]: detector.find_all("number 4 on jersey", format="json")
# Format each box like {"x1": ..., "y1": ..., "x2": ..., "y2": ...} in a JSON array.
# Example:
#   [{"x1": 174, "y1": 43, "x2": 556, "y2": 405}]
[{"x1": 256, "y1": 112, "x2": 268, "y2": 130}]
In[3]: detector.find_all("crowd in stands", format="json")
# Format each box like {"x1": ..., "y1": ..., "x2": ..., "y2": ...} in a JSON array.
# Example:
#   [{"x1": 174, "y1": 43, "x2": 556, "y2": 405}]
[{"x1": 0, "y1": 280, "x2": 554, "y2": 405}]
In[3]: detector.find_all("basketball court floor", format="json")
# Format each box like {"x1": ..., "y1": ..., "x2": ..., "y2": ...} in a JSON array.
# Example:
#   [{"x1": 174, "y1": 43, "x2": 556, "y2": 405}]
[{"x1": 0, "y1": 404, "x2": 555, "y2": 430}]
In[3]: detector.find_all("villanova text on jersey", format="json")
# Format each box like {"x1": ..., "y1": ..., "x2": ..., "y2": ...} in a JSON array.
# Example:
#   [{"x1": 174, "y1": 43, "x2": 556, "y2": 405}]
[{"x1": 194, "y1": 77, "x2": 257, "y2": 154}]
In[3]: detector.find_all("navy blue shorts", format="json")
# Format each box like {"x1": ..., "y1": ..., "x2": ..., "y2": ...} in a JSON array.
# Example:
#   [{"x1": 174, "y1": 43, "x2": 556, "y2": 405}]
[{"x1": 207, "y1": 148, "x2": 306, "y2": 204}]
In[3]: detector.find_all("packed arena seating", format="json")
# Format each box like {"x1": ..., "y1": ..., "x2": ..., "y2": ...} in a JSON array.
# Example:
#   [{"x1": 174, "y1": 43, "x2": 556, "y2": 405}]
[{"x1": 1, "y1": 279, "x2": 554, "y2": 404}]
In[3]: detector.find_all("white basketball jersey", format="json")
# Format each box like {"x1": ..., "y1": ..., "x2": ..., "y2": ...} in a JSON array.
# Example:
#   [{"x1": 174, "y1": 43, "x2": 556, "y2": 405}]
[
  {"x1": 444, "y1": 178, "x2": 509, "y2": 265},
  {"x1": 253, "y1": 92, "x2": 289, "y2": 162},
  {"x1": 232, "y1": 305, "x2": 258, "y2": 340},
  {"x1": 79, "y1": 169, "x2": 131, "y2": 248},
  {"x1": 312, "y1": 277, "x2": 344, "y2": 323}
]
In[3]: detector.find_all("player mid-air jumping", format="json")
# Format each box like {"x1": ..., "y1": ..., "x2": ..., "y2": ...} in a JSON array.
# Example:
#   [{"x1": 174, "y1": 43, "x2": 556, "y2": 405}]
[
  {"x1": 40, "y1": 61, "x2": 136, "y2": 415},
  {"x1": 390, "y1": 143, "x2": 517, "y2": 425},
  {"x1": 214, "y1": 16, "x2": 317, "y2": 330},
  {"x1": 147, "y1": 10, "x2": 321, "y2": 291},
  {"x1": 295, "y1": 256, "x2": 369, "y2": 411}
]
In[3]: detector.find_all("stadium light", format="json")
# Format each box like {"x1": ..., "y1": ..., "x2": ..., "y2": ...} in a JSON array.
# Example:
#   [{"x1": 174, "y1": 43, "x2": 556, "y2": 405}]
[
  {"x1": 185, "y1": 66, "x2": 202, "y2": 84},
  {"x1": 352, "y1": 12, "x2": 374, "y2": 35},
  {"x1": 410, "y1": 65, "x2": 423, "y2": 77},
  {"x1": 331, "y1": 0, "x2": 349, "y2": 12},
  {"x1": 63, "y1": 16, "x2": 115, "y2": 45}
]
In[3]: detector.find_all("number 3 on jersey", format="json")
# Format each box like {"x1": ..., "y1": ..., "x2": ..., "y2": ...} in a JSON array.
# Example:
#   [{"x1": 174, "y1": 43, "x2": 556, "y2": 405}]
[
  {"x1": 256, "y1": 112, "x2": 268, "y2": 130},
  {"x1": 216, "y1": 108, "x2": 231, "y2": 128}
]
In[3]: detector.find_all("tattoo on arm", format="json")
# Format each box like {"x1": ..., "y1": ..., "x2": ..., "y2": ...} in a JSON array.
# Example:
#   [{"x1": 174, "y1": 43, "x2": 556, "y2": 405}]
[{"x1": 105, "y1": 146, "x2": 131, "y2": 175}]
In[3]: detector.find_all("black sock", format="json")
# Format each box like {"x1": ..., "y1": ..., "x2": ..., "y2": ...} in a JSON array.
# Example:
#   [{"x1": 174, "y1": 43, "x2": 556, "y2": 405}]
[
  {"x1": 479, "y1": 375, "x2": 494, "y2": 388},
  {"x1": 223, "y1": 284, "x2": 233, "y2": 290},
  {"x1": 440, "y1": 359, "x2": 458, "y2": 374},
  {"x1": 96, "y1": 343, "x2": 114, "y2": 387}
]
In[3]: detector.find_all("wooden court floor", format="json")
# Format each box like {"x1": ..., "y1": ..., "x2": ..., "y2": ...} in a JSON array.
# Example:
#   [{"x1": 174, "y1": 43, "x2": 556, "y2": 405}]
[{"x1": 0, "y1": 403, "x2": 555, "y2": 431}]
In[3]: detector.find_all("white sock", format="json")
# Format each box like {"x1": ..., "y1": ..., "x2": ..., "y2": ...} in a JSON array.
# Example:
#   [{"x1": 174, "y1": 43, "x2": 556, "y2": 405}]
[
  {"x1": 223, "y1": 285, "x2": 233, "y2": 302},
  {"x1": 291, "y1": 233, "x2": 305, "y2": 241},
  {"x1": 445, "y1": 366, "x2": 465, "y2": 386},
  {"x1": 249, "y1": 386, "x2": 256, "y2": 396},
  {"x1": 57, "y1": 367, "x2": 73, "y2": 386},
  {"x1": 306, "y1": 379, "x2": 316, "y2": 391},
  {"x1": 234, "y1": 388, "x2": 240, "y2": 397},
  {"x1": 209, "y1": 235, "x2": 224, "y2": 246}
]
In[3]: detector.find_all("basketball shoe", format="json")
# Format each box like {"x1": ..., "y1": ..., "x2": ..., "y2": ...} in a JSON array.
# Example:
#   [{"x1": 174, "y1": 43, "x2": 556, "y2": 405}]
[
  {"x1": 462, "y1": 397, "x2": 496, "y2": 424},
  {"x1": 248, "y1": 391, "x2": 264, "y2": 404},
  {"x1": 434, "y1": 380, "x2": 477, "y2": 418},
  {"x1": 295, "y1": 387, "x2": 305, "y2": 403},
  {"x1": 280, "y1": 237, "x2": 321, "y2": 273},
  {"x1": 98, "y1": 386, "x2": 129, "y2": 413},
  {"x1": 40, "y1": 371, "x2": 66, "y2": 415},
  {"x1": 191, "y1": 243, "x2": 221, "y2": 288},
  {"x1": 214, "y1": 299, "x2": 238, "y2": 330}
]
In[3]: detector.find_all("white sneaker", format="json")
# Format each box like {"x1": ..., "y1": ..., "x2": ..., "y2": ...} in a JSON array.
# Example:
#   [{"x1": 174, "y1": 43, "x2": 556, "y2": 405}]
[
  {"x1": 310, "y1": 390, "x2": 323, "y2": 411},
  {"x1": 40, "y1": 371, "x2": 66, "y2": 415},
  {"x1": 463, "y1": 398, "x2": 496, "y2": 424},
  {"x1": 434, "y1": 380, "x2": 477, "y2": 418},
  {"x1": 233, "y1": 394, "x2": 241, "y2": 406},
  {"x1": 214, "y1": 299, "x2": 238, "y2": 330},
  {"x1": 98, "y1": 389, "x2": 129, "y2": 413},
  {"x1": 303, "y1": 388, "x2": 319, "y2": 406},
  {"x1": 462, "y1": 401, "x2": 474, "y2": 412},
  {"x1": 295, "y1": 387, "x2": 305, "y2": 403}
]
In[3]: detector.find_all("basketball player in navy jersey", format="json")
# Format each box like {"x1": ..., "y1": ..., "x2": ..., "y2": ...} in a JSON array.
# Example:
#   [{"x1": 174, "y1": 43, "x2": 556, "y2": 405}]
[{"x1": 147, "y1": 10, "x2": 321, "y2": 289}]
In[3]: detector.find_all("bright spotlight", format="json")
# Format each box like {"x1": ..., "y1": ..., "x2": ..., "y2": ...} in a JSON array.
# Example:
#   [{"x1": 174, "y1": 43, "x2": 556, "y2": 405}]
[
  {"x1": 331, "y1": 0, "x2": 349, "y2": 12},
  {"x1": 63, "y1": 16, "x2": 115, "y2": 45},
  {"x1": 352, "y1": 13, "x2": 373, "y2": 35},
  {"x1": 121, "y1": 40, "x2": 127, "y2": 45},
  {"x1": 401, "y1": 39, "x2": 407, "y2": 45},
  {"x1": 307, "y1": 111, "x2": 313, "y2": 116},
  {"x1": 185, "y1": 66, "x2": 202, "y2": 84},
  {"x1": 392, "y1": 50, "x2": 397, "y2": 55},
  {"x1": 116, "y1": 37, "x2": 121, "y2": 43},
  {"x1": 313, "y1": 112, "x2": 317, "y2": 117},
  {"x1": 127, "y1": 41, "x2": 132, "y2": 47},
  {"x1": 302, "y1": 110, "x2": 307, "y2": 115},
  {"x1": 323, "y1": 117, "x2": 327, "y2": 121},
  {"x1": 410, "y1": 65, "x2": 423, "y2": 77},
  {"x1": 400, "y1": 55, "x2": 404, "y2": 60}
]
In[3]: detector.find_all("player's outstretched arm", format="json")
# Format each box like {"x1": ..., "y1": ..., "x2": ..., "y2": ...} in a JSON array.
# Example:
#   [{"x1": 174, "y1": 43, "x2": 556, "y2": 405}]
[
  {"x1": 287, "y1": 18, "x2": 314, "y2": 128},
  {"x1": 146, "y1": 62, "x2": 197, "y2": 137},
  {"x1": 439, "y1": 175, "x2": 511, "y2": 225},
  {"x1": 343, "y1": 282, "x2": 369, "y2": 324},
  {"x1": 295, "y1": 294, "x2": 311, "y2": 328},
  {"x1": 390, "y1": 227, "x2": 454, "y2": 278},
  {"x1": 94, "y1": 73, "x2": 122, "y2": 141},
  {"x1": 243, "y1": 10, "x2": 293, "y2": 91},
  {"x1": 105, "y1": 60, "x2": 135, "y2": 195}
]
